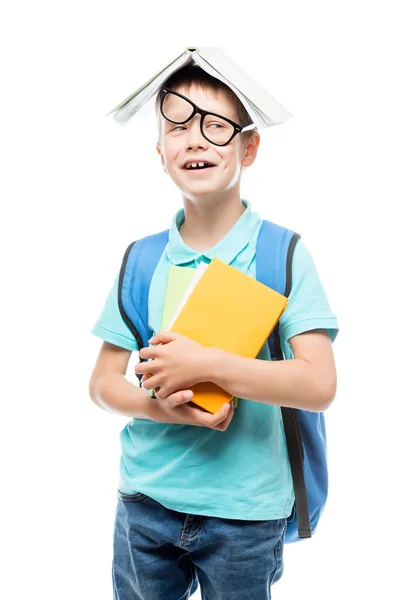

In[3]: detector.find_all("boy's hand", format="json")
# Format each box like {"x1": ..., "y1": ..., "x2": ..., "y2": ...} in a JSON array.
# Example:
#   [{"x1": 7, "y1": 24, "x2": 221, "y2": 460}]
[
  {"x1": 135, "y1": 331, "x2": 213, "y2": 397},
  {"x1": 142, "y1": 374, "x2": 234, "y2": 431}
]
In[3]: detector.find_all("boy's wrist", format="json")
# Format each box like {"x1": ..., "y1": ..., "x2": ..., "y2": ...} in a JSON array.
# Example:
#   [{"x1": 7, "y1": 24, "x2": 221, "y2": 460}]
[
  {"x1": 204, "y1": 347, "x2": 226, "y2": 384},
  {"x1": 145, "y1": 395, "x2": 164, "y2": 422}
]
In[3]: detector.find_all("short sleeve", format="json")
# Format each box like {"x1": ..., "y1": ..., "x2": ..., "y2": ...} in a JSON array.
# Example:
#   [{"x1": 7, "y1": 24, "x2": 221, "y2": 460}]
[
  {"x1": 279, "y1": 239, "x2": 339, "y2": 357},
  {"x1": 91, "y1": 273, "x2": 139, "y2": 352}
]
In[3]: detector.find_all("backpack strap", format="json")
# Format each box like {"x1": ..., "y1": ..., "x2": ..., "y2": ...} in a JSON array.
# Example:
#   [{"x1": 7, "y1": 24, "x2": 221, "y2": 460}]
[
  {"x1": 118, "y1": 229, "x2": 169, "y2": 386},
  {"x1": 256, "y1": 220, "x2": 311, "y2": 539},
  {"x1": 255, "y1": 220, "x2": 300, "y2": 360}
]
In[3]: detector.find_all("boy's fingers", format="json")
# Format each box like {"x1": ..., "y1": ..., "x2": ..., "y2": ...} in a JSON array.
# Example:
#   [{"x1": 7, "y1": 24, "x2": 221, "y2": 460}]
[
  {"x1": 162, "y1": 393, "x2": 233, "y2": 430},
  {"x1": 203, "y1": 402, "x2": 231, "y2": 427},
  {"x1": 210, "y1": 405, "x2": 234, "y2": 431},
  {"x1": 165, "y1": 391, "x2": 193, "y2": 408},
  {"x1": 215, "y1": 402, "x2": 231, "y2": 418}
]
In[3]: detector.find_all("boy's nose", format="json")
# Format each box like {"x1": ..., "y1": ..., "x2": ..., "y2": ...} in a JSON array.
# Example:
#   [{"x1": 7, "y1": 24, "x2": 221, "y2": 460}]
[{"x1": 186, "y1": 116, "x2": 207, "y2": 149}]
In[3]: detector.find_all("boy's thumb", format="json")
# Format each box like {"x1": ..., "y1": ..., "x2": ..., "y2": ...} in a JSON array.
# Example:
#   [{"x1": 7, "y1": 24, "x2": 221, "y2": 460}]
[
  {"x1": 149, "y1": 330, "x2": 176, "y2": 345},
  {"x1": 184, "y1": 391, "x2": 193, "y2": 401}
]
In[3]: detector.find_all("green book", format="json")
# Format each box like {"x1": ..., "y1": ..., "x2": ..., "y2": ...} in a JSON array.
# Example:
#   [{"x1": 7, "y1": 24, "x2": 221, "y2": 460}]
[
  {"x1": 160, "y1": 266, "x2": 198, "y2": 330},
  {"x1": 151, "y1": 265, "x2": 238, "y2": 409}
]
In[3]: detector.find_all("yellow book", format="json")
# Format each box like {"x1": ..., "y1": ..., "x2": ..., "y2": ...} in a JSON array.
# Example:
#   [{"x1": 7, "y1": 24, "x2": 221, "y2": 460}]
[{"x1": 166, "y1": 257, "x2": 288, "y2": 414}]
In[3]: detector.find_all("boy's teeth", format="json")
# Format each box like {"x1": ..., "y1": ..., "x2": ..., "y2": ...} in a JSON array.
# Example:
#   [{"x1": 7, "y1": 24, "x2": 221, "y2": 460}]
[{"x1": 188, "y1": 162, "x2": 209, "y2": 169}]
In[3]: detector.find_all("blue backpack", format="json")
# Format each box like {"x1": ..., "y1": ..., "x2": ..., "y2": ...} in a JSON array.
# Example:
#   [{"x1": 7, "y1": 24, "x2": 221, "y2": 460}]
[{"x1": 117, "y1": 219, "x2": 329, "y2": 543}]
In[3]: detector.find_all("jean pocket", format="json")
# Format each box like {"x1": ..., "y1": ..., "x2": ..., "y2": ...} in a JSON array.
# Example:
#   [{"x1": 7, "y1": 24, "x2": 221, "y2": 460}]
[{"x1": 117, "y1": 490, "x2": 147, "y2": 503}]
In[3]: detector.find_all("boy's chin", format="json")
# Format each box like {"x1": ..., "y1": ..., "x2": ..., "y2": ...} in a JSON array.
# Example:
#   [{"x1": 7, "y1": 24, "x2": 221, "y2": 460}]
[
  {"x1": 172, "y1": 171, "x2": 240, "y2": 199},
  {"x1": 179, "y1": 187, "x2": 227, "y2": 201},
  {"x1": 174, "y1": 179, "x2": 231, "y2": 198}
]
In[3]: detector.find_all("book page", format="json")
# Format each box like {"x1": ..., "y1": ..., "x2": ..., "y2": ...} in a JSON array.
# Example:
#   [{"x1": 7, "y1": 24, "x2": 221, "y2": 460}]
[
  {"x1": 107, "y1": 51, "x2": 187, "y2": 114},
  {"x1": 193, "y1": 48, "x2": 293, "y2": 128},
  {"x1": 167, "y1": 262, "x2": 209, "y2": 330},
  {"x1": 110, "y1": 51, "x2": 192, "y2": 123}
]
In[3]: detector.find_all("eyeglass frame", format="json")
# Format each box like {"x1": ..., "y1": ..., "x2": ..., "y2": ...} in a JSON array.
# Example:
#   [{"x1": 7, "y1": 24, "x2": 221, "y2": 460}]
[{"x1": 159, "y1": 87, "x2": 256, "y2": 147}]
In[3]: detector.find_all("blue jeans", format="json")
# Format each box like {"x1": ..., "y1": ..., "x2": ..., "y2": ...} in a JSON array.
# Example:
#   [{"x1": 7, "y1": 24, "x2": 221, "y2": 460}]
[{"x1": 113, "y1": 490, "x2": 287, "y2": 600}]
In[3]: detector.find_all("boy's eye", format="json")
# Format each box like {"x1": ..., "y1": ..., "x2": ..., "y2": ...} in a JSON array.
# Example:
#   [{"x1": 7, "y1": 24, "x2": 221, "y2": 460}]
[
  {"x1": 206, "y1": 122, "x2": 226, "y2": 129},
  {"x1": 169, "y1": 125, "x2": 186, "y2": 132}
]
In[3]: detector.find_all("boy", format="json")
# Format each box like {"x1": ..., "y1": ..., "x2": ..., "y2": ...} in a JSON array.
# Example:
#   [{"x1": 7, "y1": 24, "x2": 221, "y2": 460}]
[{"x1": 89, "y1": 65, "x2": 338, "y2": 599}]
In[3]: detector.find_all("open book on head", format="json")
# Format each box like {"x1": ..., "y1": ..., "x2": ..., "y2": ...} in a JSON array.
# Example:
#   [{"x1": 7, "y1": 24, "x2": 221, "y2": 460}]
[{"x1": 107, "y1": 47, "x2": 293, "y2": 129}]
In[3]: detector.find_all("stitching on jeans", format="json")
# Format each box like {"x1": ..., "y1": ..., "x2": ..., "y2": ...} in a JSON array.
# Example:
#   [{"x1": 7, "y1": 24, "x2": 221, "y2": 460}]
[
  {"x1": 179, "y1": 516, "x2": 205, "y2": 547},
  {"x1": 179, "y1": 514, "x2": 191, "y2": 547},
  {"x1": 271, "y1": 519, "x2": 286, "y2": 585},
  {"x1": 117, "y1": 491, "x2": 146, "y2": 503},
  {"x1": 186, "y1": 517, "x2": 205, "y2": 542},
  {"x1": 183, "y1": 557, "x2": 195, "y2": 600},
  {"x1": 270, "y1": 519, "x2": 281, "y2": 582}
]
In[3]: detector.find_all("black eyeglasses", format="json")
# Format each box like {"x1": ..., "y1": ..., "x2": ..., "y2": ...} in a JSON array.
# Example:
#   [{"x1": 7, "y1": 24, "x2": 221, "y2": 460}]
[{"x1": 160, "y1": 87, "x2": 256, "y2": 147}]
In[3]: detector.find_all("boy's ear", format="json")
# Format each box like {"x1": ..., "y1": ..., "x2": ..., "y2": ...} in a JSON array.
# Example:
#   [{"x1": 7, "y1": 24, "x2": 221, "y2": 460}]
[
  {"x1": 156, "y1": 144, "x2": 168, "y2": 173},
  {"x1": 241, "y1": 132, "x2": 261, "y2": 168},
  {"x1": 156, "y1": 144, "x2": 164, "y2": 165}
]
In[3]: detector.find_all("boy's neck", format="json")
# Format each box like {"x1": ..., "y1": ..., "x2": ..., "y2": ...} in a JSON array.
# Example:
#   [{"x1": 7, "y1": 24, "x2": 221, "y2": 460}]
[{"x1": 178, "y1": 195, "x2": 246, "y2": 253}]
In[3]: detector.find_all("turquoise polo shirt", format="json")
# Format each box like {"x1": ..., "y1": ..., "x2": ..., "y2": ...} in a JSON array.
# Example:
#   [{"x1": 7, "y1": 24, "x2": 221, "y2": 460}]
[{"x1": 91, "y1": 199, "x2": 339, "y2": 520}]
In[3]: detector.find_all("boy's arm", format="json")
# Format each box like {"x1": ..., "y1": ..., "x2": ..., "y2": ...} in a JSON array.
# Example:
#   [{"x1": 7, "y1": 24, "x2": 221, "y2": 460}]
[
  {"x1": 89, "y1": 341, "x2": 235, "y2": 430},
  {"x1": 89, "y1": 342, "x2": 155, "y2": 418},
  {"x1": 207, "y1": 329, "x2": 337, "y2": 412}
]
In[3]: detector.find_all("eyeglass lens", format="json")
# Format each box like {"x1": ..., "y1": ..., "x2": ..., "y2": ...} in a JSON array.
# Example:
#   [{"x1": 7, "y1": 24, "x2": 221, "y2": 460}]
[{"x1": 161, "y1": 93, "x2": 235, "y2": 145}]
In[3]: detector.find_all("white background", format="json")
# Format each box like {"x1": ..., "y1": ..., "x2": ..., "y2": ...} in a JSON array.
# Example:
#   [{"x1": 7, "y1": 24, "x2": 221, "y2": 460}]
[{"x1": 2, "y1": 1, "x2": 399, "y2": 598}]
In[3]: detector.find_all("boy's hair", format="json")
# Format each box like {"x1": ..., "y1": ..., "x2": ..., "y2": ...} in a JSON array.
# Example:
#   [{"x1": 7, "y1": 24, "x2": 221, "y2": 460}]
[{"x1": 154, "y1": 65, "x2": 258, "y2": 147}]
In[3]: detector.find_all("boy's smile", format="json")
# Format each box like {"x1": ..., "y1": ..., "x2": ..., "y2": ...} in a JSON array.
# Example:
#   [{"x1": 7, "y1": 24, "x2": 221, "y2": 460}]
[
  {"x1": 182, "y1": 159, "x2": 216, "y2": 170},
  {"x1": 182, "y1": 160, "x2": 217, "y2": 175}
]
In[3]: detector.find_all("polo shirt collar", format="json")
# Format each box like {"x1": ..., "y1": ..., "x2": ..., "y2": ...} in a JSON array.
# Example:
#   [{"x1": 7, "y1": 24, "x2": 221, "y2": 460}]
[{"x1": 166, "y1": 199, "x2": 261, "y2": 266}]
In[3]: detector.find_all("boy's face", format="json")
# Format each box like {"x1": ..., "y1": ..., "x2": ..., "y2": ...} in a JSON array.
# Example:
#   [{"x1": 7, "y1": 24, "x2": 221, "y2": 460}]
[{"x1": 156, "y1": 84, "x2": 259, "y2": 201}]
